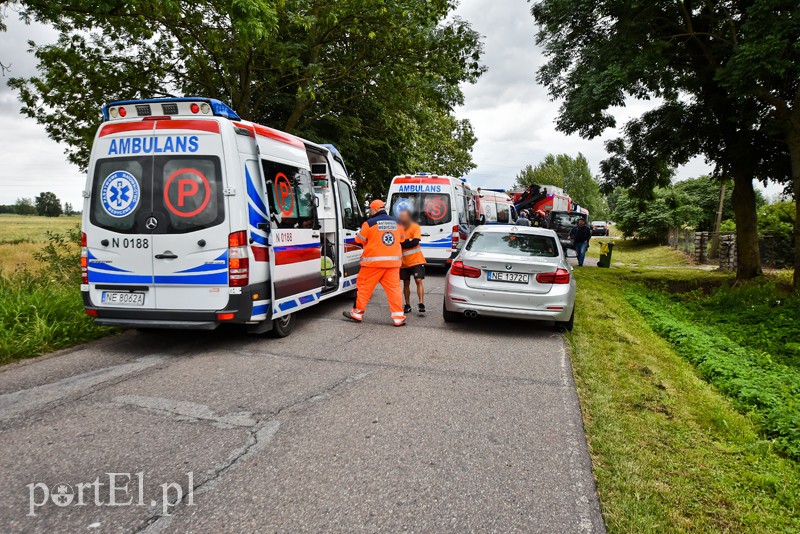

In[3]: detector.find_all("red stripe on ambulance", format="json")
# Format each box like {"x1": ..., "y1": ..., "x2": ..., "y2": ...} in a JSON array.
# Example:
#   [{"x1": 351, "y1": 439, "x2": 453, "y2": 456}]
[
  {"x1": 99, "y1": 122, "x2": 154, "y2": 137},
  {"x1": 156, "y1": 120, "x2": 220, "y2": 134}
]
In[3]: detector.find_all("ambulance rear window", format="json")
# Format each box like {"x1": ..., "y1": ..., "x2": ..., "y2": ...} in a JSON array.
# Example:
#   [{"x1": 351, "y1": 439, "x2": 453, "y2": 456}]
[
  {"x1": 90, "y1": 157, "x2": 148, "y2": 234},
  {"x1": 154, "y1": 156, "x2": 224, "y2": 233},
  {"x1": 390, "y1": 193, "x2": 452, "y2": 226}
]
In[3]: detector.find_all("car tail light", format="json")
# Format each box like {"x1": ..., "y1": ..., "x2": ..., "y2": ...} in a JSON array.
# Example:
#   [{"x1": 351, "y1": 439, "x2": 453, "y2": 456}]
[
  {"x1": 217, "y1": 312, "x2": 235, "y2": 321},
  {"x1": 451, "y1": 225, "x2": 459, "y2": 251},
  {"x1": 80, "y1": 232, "x2": 88, "y2": 284},
  {"x1": 228, "y1": 231, "x2": 249, "y2": 287},
  {"x1": 451, "y1": 260, "x2": 481, "y2": 278},
  {"x1": 536, "y1": 268, "x2": 570, "y2": 284}
]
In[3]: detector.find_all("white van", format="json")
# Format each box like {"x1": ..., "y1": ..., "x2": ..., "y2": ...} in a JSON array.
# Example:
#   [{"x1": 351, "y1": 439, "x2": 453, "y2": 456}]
[
  {"x1": 386, "y1": 173, "x2": 478, "y2": 266},
  {"x1": 81, "y1": 97, "x2": 363, "y2": 337},
  {"x1": 475, "y1": 188, "x2": 516, "y2": 225}
]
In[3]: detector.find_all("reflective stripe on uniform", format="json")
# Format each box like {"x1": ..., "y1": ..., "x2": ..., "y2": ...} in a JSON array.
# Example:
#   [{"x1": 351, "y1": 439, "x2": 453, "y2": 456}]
[
  {"x1": 391, "y1": 311, "x2": 405, "y2": 317},
  {"x1": 361, "y1": 255, "x2": 401, "y2": 262},
  {"x1": 356, "y1": 233, "x2": 365, "y2": 241},
  {"x1": 402, "y1": 247, "x2": 422, "y2": 256}
]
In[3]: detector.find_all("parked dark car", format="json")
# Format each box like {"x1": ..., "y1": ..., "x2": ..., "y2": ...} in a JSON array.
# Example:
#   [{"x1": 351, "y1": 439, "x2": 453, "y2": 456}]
[
  {"x1": 591, "y1": 221, "x2": 610, "y2": 236},
  {"x1": 548, "y1": 211, "x2": 589, "y2": 249}
]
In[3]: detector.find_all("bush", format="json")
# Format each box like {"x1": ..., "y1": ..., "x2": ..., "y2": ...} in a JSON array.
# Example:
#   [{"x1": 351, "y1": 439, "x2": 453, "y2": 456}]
[
  {"x1": 628, "y1": 287, "x2": 800, "y2": 461},
  {"x1": 0, "y1": 227, "x2": 113, "y2": 363}
]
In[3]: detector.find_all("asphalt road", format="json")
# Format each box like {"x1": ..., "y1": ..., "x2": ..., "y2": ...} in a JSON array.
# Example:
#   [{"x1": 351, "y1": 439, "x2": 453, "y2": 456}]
[{"x1": 0, "y1": 271, "x2": 604, "y2": 533}]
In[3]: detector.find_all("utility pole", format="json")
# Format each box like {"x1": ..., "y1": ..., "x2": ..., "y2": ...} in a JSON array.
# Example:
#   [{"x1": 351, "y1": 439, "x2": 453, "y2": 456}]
[{"x1": 710, "y1": 182, "x2": 726, "y2": 259}]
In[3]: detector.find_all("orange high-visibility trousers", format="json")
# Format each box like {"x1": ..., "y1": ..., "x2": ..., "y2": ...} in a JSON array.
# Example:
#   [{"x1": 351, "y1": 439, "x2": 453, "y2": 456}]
[{"x1": 352, "y1": 266, "x2": 406, "y2": 325}]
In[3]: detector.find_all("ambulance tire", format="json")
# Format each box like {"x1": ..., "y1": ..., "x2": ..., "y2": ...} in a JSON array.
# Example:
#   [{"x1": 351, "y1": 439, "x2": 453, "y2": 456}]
[
  {"x1": 442, "y1": 297, "x2": 463, "y2": 323},
  {"x1": 269, "y1": 313, "x2": 296, "y2": 338}
]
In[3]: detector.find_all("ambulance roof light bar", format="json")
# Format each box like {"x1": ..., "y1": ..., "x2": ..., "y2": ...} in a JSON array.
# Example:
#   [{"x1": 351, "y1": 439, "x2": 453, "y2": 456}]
[{"x1": 102, "y1": 97, "x2": 241, "y2": 121}]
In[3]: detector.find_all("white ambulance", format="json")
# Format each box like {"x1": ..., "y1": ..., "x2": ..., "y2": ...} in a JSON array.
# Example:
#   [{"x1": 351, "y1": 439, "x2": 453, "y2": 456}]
[
  {"x1": 81, "y1": 97, "x2": 363, "y2": 336},
  {"x1": 386, "y1": 173, "x2": 478, "y2": 266},
  {"x1": 475, "y1": 188, "x2": 516, "y2": 224}
]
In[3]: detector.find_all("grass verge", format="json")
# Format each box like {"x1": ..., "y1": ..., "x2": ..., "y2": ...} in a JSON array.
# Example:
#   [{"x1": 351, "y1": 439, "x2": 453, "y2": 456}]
[
  {"x1": 0, "y1": 226, "x2": 114, "y2": 364},
  {"x1": 568, "y1": 242, "x2": 800, "y2": 532}
]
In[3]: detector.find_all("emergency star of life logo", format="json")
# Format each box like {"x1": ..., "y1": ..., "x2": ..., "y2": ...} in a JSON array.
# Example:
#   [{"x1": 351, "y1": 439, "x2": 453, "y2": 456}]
[
  {"x1": 382, "y1": 232, "x2": 395, "y2": 246},
  {"x1": 101, "y1": 170, "x2": 140, "y2": 218}
]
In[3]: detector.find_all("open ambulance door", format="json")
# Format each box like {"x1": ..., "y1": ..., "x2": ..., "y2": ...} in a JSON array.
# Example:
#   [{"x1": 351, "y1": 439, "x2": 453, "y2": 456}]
[{"x1": 260, "y1": 155, "x2": 324, "y2": 325}]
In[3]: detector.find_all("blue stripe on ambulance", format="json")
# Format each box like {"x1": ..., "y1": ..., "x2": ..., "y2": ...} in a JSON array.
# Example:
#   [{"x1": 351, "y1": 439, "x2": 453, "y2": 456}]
[
  {"x1": 245, "y1": 166, "x2": 269, "y2": 246},
  {"x1": 420, "y1": 238, "x2": 452, "y2": 248},
  {"x1": 272, "y1": 289, "x2": 323, "y2": 317},
  {"x1": 174, "y1": 252, "x2": 228, "y2": 273}
]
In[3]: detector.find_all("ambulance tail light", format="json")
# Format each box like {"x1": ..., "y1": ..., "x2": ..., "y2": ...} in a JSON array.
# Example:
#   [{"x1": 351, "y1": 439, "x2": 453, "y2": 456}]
[
  {"x1": 228, "y1": 231, "x2": 249, "y2": 287},
  {"x1": 80, "y1": 232, "x2": 88, "y2": 284},
  {"x1": 451, "y1": 225, "x2": 459, "y2": 251},
  {"x1": 450, "y1": 261, "x2": 481, "y2": 278}
]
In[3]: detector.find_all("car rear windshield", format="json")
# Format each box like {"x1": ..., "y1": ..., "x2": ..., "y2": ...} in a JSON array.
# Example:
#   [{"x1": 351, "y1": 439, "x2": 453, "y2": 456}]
[
  {"x1": 592, "y1": 221, "x2": 606, "y2": 226},
  {"x1": 390, "y1": 192, "x2": 452, "y2": 226},
  {"x1": 466, "y1": 232, "x2": 559, "y2": 257},
  {"x1": 552, "y1": 213, "x2": 586, "y2": 226}
]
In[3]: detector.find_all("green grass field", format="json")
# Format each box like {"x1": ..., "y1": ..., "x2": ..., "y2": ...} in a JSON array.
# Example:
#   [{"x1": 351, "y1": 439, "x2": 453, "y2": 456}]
[
  {"x1": 0, "y1": 214, "x2": 113, "y2": 363},
  {"x1": 0, "y1": 214, "x2": 81, "y2": 272},
  {"x1": 570, "y1": 240, "x2": 800, "y2": 532}
]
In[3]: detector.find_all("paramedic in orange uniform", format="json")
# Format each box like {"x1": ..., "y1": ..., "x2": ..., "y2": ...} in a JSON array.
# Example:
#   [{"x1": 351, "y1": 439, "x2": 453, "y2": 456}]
[
  {"x1": 398, "y1": 209, "x2": 426, "y2": 315},
  {"x1": 343, "y1": 200, "x2": 407, "y2": 326}
]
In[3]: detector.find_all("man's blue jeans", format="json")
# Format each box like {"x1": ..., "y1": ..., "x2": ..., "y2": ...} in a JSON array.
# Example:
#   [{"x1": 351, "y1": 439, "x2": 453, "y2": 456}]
[{"x1": 575, "y1": 242, "x2": 589, "y2": 266}]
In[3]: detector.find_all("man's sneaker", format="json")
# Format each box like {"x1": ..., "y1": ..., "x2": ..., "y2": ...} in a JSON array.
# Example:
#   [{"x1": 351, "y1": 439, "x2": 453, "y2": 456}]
[
  {"x1": 393, "y1": 321, "x2": 407, "y2": 327},
  {"x1": 418, "y1": 303, "x2": 426, "y2": 315},
  {"x1": 404, "y1": 304, "x2": 412, "y2": 314}
]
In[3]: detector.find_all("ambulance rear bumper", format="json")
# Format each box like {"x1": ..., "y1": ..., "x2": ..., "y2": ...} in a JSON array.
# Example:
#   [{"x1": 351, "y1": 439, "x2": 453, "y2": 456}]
[
  {"x1": 82, "y1": 284, "x2": 266, "y2": 330},
  {"x1": 93, "y1": 318, "x2": 218, "y2": 330}
]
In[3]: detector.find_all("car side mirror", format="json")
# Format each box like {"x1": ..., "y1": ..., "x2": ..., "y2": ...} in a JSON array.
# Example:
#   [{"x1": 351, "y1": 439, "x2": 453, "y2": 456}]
[{"x1": 257, "y1": 222, "x2": 271, "y2": 234}]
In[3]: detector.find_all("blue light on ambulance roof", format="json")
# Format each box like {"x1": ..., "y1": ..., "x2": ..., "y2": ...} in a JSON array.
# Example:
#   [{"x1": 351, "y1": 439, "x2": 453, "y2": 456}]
[
  {"x1": 322, "y1": 144, "x2": 343, "y2": 160},
  {"x1": 102, "y1": 97, "x2": 241, "y2": 121}
]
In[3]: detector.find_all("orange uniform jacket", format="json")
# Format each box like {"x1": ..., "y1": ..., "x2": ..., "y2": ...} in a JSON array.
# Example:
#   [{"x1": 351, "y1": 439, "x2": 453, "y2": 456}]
[
  {"x1": 401, "y1": 222, "x2": 426, "y2": 268},
  {"x1": 355, "y1": 211, "x2": 405, "y2": 268}
]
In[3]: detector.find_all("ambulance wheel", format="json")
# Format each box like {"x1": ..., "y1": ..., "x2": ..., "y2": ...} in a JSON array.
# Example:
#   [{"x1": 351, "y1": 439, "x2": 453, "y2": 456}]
[
  {"x1": 442, "y1": 297, "x2": 462, "y2": 323},
  {"x1": 269, "y1": 313, "x2": 296, "y2": 338}
]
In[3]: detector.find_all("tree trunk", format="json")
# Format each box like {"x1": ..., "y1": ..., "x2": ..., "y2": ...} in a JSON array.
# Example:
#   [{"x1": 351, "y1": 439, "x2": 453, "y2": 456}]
[
  {"x1": 731, "y1": 168, "x2": 762, "y2": 279},
  {"x1": 788, "y1": 125, "x2": 800, "y2": 289}
]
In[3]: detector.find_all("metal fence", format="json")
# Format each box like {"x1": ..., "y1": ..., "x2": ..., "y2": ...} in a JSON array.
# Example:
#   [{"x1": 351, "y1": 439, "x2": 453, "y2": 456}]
[{"x1": 669, "y1": 229, "x2": 793, "y2": 270}]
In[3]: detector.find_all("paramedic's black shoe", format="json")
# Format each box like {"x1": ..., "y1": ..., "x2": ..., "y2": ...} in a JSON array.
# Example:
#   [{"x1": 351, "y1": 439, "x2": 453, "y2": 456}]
[
  {"x1": 342, "y1": 310, "x2": 362, "y2": 323},
  {"x1": 418, "y1": 304, "x2": 426, "y2": 315},
  {"x1": 404, "y1": 304, "x2": 412, "y2": 314}
]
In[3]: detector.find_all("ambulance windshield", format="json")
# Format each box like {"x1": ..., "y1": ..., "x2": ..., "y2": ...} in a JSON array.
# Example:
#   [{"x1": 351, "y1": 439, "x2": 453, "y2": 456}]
[{"x1": 390, "y1": 193, "x2": 452, "y2": 226}]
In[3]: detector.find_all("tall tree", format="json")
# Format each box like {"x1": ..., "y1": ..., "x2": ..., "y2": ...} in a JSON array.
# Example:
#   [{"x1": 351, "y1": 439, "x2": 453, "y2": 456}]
[
  {"x1": 8, "y1": 0, "x2": 484, "y2": 196},
  {"x1": 516, "y1": 153, "x2": 606, "y2": 216},
  {"x1": 34, "y1": 191, "x2": 62, "y2": 217},
  {"x1": 532, "y1": 0, "x2": 795, "y2": 282}
]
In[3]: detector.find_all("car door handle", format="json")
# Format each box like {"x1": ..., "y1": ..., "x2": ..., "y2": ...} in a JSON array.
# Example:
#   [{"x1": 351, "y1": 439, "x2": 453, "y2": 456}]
[
  {"x1": 422, "y1": 233, "x2": 431, "y2": 237},
  {"x1": 312, "y1": 233, "x2": 320, "y2": 238},
  {"x1": 155, "y1": 253, "x2": 178, "y2": 260}
]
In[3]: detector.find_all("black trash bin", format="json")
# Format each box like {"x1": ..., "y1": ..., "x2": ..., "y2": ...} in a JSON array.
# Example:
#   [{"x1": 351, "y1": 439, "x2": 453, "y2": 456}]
[{"x1": 597, "y1": 241, "x2": 614, "y2": 268}]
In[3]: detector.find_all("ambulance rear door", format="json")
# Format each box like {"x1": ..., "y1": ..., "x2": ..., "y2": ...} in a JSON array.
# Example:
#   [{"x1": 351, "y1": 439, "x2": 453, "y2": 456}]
[
  {"x1": 149, "y1": 119, "x2": 231, "y2": 311},
  {"x1": 256, "y1": 128, "x2": 323, "y2": 316},
  {"x1": 84, "y1": 121, "x2": 156, "y2": 310}
]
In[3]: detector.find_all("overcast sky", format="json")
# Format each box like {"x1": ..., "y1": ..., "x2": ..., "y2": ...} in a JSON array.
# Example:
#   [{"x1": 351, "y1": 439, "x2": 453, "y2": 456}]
[{"x1": 0, "y1": 0, "x2": 781, "y2": 207}]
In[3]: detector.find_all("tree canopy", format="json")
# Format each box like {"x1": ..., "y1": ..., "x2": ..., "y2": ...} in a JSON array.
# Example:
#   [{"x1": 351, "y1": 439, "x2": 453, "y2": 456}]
[
  {"x1": 515, "y1": 153, "x2": 607, "y2": 217},
  {"x1": 7, "y1": 0, "x2": 485, "y2": 198},
  {"x1": 531, "y1": 0, "x2": 799, "y2": 283}
]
